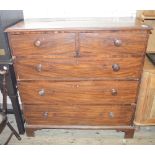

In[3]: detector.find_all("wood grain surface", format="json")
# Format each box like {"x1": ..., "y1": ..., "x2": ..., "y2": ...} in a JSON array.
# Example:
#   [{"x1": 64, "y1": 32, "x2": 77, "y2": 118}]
[
  {"x1": 18, "y1": 80, "x2": 138, "y2": 105},
  {"x1": 80, "y1": 31, "x2": 148, "y2": 55},
  {"x1": 135, "y1": 71, "x2": 155, "y2": 125},
  {"x1": 14, "y1": 55, "x2": 144, "y2": 80},
  {"x1": 9, "y1": 33, "x2": 75, "y2": 57},
  {"x1": 6, "y1": 18, "x2": 151, "y2": 138},
  {"x1": 23, "y1": 104, "x2": 133, "y2": 126},
  {"x1": 5, "y1": 17, "x2": 152, "y2": 32}
]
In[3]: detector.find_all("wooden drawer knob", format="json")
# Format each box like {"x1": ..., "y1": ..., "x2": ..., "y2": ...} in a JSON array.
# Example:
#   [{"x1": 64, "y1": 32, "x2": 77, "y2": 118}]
[
  {"x1": 38, "y1": 89, "x2": 45, "y2": 96},
  {"x1": 114, "y1": 39, "x2": 122, "y2": 47},
  {"x1": 111, "y1": 88, "x2": 117, "y2": 96},
  {"x1": 36, "y1": 64, "x2": 42, "y2": 72},
  {"x1": 109, "y1": 112, "x2": 114, "y2": 118},
  {"x1": 112, "y1": 64, "x2": 120, "y2": 72},
  {"x1": 34, "y1": 40, "x2": 41, "y2": 47},
  {"x1": 43, "y1": 112, "x2": 48, "y2": 118}
]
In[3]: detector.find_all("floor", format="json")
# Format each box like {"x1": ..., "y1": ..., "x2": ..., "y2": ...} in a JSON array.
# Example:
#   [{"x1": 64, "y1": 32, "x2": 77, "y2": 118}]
[{"x1": 0, "y1": 114, "x2": 155, "y2": 145}]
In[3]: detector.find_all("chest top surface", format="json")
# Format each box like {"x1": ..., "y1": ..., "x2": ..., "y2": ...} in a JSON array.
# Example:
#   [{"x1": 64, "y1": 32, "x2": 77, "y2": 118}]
[{"x1": 5, "y1": 17, "x2": 152, "y2": 32}]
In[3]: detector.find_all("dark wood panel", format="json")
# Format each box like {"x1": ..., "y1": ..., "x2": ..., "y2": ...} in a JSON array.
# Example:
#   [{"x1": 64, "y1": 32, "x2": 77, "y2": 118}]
[
  {"x1": 9, "y1": 32, "x2": 75, "y2": 57},
  {"x1": 14, "y1": 55, "x2": 143, "y2": 80},
  {"x1": 18, "y1": 80, "x2": 139, "y2": 105},
  {"x1": 24, "y1": 104, "x2": 133, "y2": 126},
  {"x1": 80, "y1": 31, "x2": 148, "y2": 55}
]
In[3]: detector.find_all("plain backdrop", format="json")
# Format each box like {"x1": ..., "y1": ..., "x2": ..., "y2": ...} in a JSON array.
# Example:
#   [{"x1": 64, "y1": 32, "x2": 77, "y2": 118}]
[{"x1": 0, "y1": 0, "x2": 155, "y2": 19}]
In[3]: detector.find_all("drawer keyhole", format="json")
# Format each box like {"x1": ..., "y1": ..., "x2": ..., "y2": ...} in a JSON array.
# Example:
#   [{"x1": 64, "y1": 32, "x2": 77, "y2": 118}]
[
  {"x1": 43, "y1": 112, "x2": 48, "y2": 119},
  {"x1": 109, "y1": 112, "x2": 114, "y2": 118},
  {"x1": 39, "y1": 89, "x2": 45, "y2": 96},
  {"x1": 75, "y1": 51, "x2": 80, "y2": 57},
  {"x1": 111, "y1": 89, "x2": 117, "y2": 96}
]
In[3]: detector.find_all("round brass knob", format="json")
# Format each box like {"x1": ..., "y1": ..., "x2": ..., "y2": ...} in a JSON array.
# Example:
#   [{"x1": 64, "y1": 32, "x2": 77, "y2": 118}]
[
  {"x1": 109, "y1": 112, "x2": 114, "y2": 118},
  {"x1": 111, "y1": 88, "x2": 117, "y2": 96},
  {"x1": 38, "y1": 89, "x2": 45, "y2": 96},
  {"x1": 36, "y1": 64, "x2": 42, "y2": 72},
  {"x1": 112, "y1": 64, "x2": 120, "y2": 72},
  {"x1": 34, "y1": 40, "x2": 41, "y2": 47},
  {"x1": 114, "y1": 39, "x2": 122, "y2": 47}
]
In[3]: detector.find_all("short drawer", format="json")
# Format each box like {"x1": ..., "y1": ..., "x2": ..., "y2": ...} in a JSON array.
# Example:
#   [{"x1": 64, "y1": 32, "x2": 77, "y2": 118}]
[
  {"x1": 14, "y1": 55, "x2": 143, "y2": 80},
  {"x1": 24, "y1": 104, "x2": 133, "y2": 126},
  {"x1": 9, "y1": 32, "x2": 75, "y2": 57},
  {"x1": 18, "y1": 80, "x2": 138, "y2": 105},
  {"x1": 80, "y1": 31, "x2": 148, "y2": 56}
]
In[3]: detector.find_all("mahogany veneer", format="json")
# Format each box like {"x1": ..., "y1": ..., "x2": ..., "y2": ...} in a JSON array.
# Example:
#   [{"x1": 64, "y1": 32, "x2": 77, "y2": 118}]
[{"x1": 6, "y1": 18, "x2": 151, "y2": 138}]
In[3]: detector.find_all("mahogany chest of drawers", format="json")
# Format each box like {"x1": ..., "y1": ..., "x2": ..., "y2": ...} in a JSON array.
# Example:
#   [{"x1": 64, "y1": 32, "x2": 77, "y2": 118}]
[{"x1": 5, "y1": 18, "x2": 151, "y2": 138}]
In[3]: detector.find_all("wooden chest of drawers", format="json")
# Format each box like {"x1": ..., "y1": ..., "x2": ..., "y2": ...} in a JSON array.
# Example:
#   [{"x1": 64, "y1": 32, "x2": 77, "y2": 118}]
[{"x1": 6, "y1": 18, "x2": 151, "y2": 138}]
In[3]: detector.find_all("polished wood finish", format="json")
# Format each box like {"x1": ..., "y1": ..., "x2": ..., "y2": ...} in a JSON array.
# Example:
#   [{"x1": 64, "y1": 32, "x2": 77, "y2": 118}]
[
  {"x1": 5, "y1": 17, "x2": 152, "y2": 32},
  {"x1": 9, "y1": 33, "x2": 75, "y2": 57},
  {"x1": 18, "y1": 80, "x2": 138, "y2": 104},
  {"x1": 80, "y1": 31, "x2": 148, "y2": 55},
  {"x1": 14, "y1": 55, "x2": 143, "y2": 80},
  {"x1": 9, "y1": 31, "x2": 148, "y2": 57},
  {"x1": 24, "y1": 104, "x2": 133, "y2": 126},
  {"x1": 6, "y1": 18, "x2": 151, "y2": 138}
]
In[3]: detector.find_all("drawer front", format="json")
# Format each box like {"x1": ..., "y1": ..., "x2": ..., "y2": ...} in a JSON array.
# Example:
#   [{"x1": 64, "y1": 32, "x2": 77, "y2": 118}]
[
  {"x1": 9, "y1": 32, "x2": 75, "y2": 57},
  {"x1": 80, "y1": 31, "x2": 148, "y2": 57},
  {"x1": 18, "y1": 81, "x2": 138, "y2": 105},
  {"x1": 24, "y1": 104, "x2": 133, "y2": 126},
  {"x1": 14, "y1": 56, "x2": 143, "y2": 80}
]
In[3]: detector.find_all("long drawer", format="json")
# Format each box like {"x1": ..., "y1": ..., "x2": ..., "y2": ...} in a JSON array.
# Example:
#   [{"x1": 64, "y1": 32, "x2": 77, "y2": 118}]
[
  {"x1": 80, "y1": 31, "x2": 148, "y2": 56},
  {"x1": 24, "y1": 104, "x2": 133, "y2": 126},
  {"x1": 18, "y1": 81, "x2": 138, "y2": 105},
  {"x1": 9, "y1": 32, "x2": 75, "y2": 57},
  {"x1": 14, "y1": 55, "x2": 143, "y2": 80}
]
